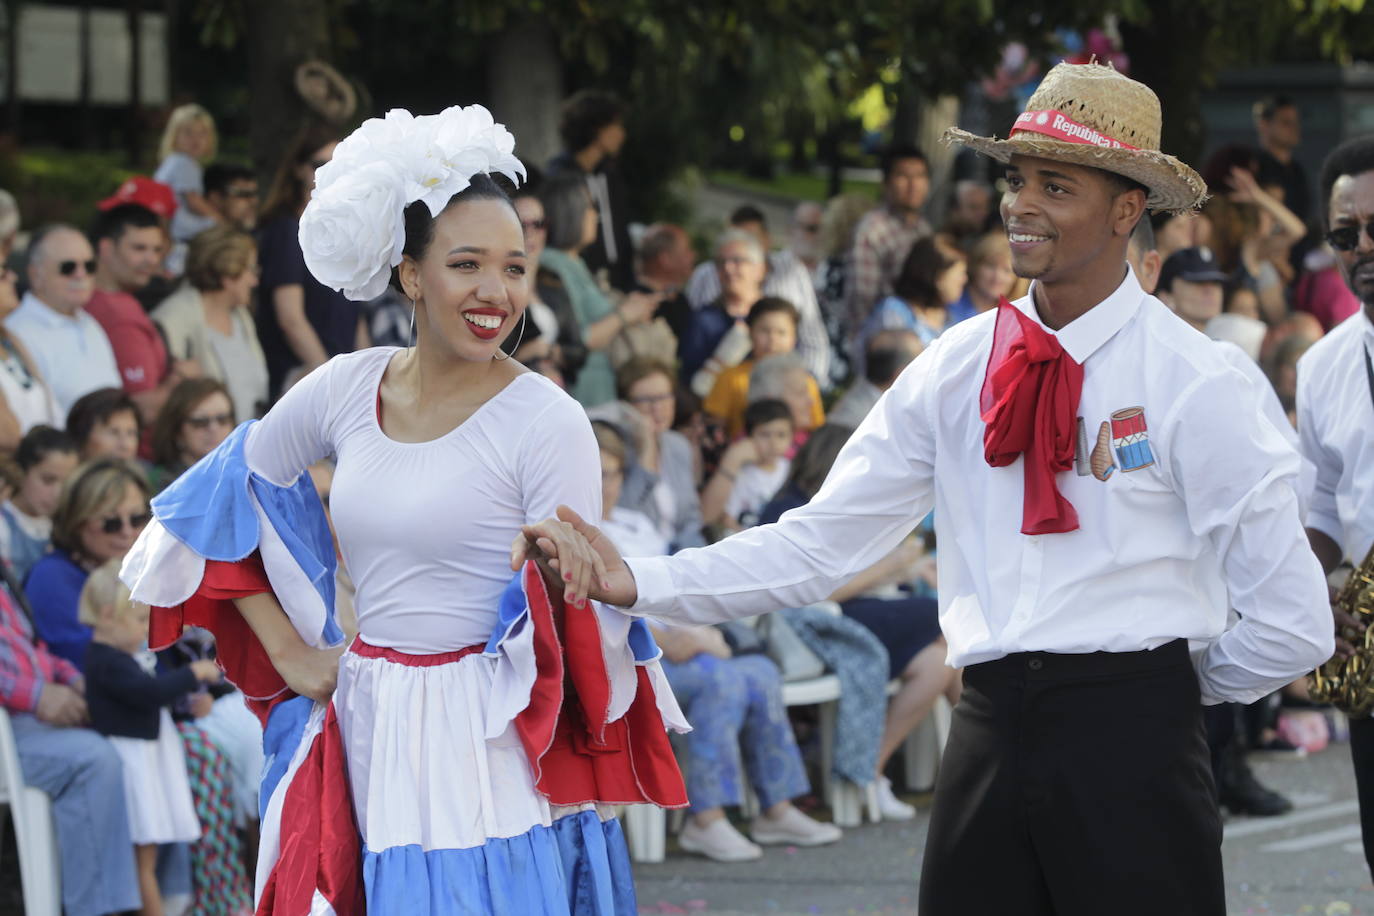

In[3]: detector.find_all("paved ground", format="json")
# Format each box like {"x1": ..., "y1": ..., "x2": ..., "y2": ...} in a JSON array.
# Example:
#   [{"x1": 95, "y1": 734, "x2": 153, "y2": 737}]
[{"x1": 633, "y1": 742, "x2": 1373, "y2": 916}]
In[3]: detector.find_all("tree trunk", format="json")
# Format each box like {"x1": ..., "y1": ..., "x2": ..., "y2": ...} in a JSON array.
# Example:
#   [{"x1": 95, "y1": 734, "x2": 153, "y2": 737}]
[
  {"x1": 243, "y1": 0, "x2": 330, "y2": 185},
  {"x1": 1119, "y1": 6, "x2": 1217, "y2": 167},
  {"x1": 486, "y1": 23, "x2": 563, "y2": 169},
  {"x1": 78, "y1": 0, "x2": 91, "y2": 148},
  {"x1": 126, "y1": 0, "x2": 142, "y2": 166},
  {"x1": 4, "y1": 0, "x2": 19, "y2": 136}
]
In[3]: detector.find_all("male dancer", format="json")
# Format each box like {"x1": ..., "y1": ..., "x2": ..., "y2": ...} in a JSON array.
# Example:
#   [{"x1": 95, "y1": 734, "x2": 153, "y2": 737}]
[
  {"x1": 1296, "y1": 133, "x2": 1374, "y2": 881},
  {"x1": 521, "y1": 63, "x2": 1333, "y2": 915}
]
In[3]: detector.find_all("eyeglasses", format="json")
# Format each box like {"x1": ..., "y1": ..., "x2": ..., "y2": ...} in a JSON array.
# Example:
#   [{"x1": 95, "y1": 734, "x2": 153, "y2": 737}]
[
  {"x1": 521, "y1": 218, "x2": 546, "y2": 232},
  {"x1": 1327, "y1": 220, "x2": 1374, "y2": 252},
  {"x1": 99, "y1": 511, "x2": 151, "y2": 534},
  {"x1": 185, "y1": 413, "x2": 234, "y2": 430},
  {"x1": 58, "y1": 259, "x2": 97, "y2": 277}
]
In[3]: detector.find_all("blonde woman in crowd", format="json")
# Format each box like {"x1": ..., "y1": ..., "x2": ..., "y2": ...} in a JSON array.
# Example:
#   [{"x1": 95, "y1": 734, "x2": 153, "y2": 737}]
[{"x1": 153, "y1": 225, "x2": 269, "y2": 419}]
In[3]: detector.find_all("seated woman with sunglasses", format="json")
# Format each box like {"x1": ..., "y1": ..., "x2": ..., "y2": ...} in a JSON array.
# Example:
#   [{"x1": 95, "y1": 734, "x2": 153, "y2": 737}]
[
  {"x1": 148, "y1": 379, "x2": 236, "y2": 493},
  {"x1": 8, "y1": 224, "x2": 121, "y2": 420},
  {"x1": 26, "y1": 458, "x2": 150, "y2": 671}
]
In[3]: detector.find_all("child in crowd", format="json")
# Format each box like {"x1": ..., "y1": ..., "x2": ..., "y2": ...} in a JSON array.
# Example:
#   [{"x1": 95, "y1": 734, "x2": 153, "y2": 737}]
[
  {"x1": 80, "y1": 560, "x2": 221, "y2": 916},
  {"x1": 154, "y1": 104, "x2": 220, "y2": 273},
  {"x1": 0, "y1": 425, "x2": 77, "y2": 583},
  {"x1": 701, "y1": 398, "x2": 795, "y2": 533},
  {"x1": 704, "y1": 297, "x2": 823, "y2": 440}
]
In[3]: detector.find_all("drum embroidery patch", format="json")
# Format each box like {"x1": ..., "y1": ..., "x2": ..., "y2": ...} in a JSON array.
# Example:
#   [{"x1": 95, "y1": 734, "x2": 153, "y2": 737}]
[{"x1": 1109, "y1": 406, "x2": 1155, "y2": 472}]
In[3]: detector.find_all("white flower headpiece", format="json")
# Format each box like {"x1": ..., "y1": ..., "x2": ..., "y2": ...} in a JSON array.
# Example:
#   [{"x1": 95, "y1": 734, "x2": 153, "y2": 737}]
[{"x1": 298, "y1": 105, "x2": 526, "y2": 301}]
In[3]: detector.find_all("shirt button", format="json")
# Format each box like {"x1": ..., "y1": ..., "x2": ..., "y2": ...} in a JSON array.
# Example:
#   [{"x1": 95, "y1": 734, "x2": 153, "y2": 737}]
[{"x1": 1027, "y1": 658, "x2": 1044, "y2": 671}]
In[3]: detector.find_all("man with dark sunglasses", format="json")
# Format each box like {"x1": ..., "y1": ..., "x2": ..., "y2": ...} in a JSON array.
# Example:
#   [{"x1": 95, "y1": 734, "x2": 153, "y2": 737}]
[
  {"x1": 8, "y1": 224, "x2": 120, "y2": 421},
  {"x1": 1297, "y1": 133, "x2": 1374, "y2": 883}
]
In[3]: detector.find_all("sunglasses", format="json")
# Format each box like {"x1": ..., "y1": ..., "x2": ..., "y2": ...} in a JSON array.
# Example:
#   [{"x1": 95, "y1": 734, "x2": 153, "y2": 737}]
[
  {"x1": 185, "y1": 413, "x2": 234, "y2": 430},
  {"x1": 1327, "y1": 220, "x2": 1374, "y2": 252},
  {"x1": 99, "y1": 511, "x2": 151, "y2": 535},
  {"x1": 58, "y1": 260, "x2": 97, "y2": 277}
]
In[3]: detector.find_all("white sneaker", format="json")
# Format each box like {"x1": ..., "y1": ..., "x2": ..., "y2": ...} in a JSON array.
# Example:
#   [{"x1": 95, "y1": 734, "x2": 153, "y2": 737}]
[
  {"x1": 876, "y1": 776, "x2": 916, "y2": 821},
  {"x1": 679, "y1": 817, "x2": 763, "y2": 862},
  {"x1": 751, "y1": 805, "x2": 843, "y2": 846}
]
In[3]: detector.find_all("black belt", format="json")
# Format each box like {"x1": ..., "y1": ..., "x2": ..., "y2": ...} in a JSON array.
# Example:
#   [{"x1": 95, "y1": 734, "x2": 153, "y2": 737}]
[{"x1": 967, "y1": 638, "x2": 1191, "y2": 682}]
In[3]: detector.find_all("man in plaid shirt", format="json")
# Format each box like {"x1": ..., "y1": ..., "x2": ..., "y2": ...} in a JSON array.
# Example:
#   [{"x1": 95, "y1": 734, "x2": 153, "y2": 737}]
[
  {"x1": 0, "y1": 578, "x2": 140, "y2": 915},
  {"x1": 847, "y1": 145, "x2": 934, "y2": 331}
]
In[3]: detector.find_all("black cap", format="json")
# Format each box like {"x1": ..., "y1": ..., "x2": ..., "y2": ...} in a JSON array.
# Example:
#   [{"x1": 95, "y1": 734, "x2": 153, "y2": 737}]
[{"x1": 1157, "y1": 246, "x2": 1229, "y2": 292}]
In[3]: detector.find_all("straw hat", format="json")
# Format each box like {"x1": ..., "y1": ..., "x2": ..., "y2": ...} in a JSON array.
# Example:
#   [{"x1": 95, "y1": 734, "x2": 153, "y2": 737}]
[{"x1": 944, "y1": 62, "x2": 1206, "y2": 213}]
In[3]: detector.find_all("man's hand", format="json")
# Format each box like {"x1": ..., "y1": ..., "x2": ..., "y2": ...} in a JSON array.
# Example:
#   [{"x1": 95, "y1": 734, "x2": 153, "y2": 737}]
[
  {"x1": 512, "y1": 506, "x2": 635, "y2": 607},
  {"x1": 35, "y1": 683, "x2": 88, "y2": 727},
  {"x1": 1332, "y1": 584, "x2": 1367, "y2": 660}
]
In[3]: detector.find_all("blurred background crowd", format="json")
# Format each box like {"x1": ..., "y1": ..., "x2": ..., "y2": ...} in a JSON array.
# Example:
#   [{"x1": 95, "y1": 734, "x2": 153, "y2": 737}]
[{"x1": 2, "y1": 3, "x2": 1373, "y2": 914}]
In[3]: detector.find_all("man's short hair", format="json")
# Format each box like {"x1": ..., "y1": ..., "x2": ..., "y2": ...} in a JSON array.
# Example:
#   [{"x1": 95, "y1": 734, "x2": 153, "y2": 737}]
[
  {"x1": 730, "y1": 205, "x2": 767, "y2": 229},
  {"x1": 714, "y1": 228, "x2": 765, "y2": 263},
  {"x1": 25, "y1": 223, "x2": 83, "y2": 271},
  {"x1": 1254, "y1": 94, "x2": 1297, "y2": 122},
  {"x1": 558, "y1": 90, "x2": 624, "y2": 153},
  {"x1": 880, "y1": 144, "x2": 928, "y2": 181},
  {"x1": 1129, "y1": 216, "x2": 1156, "y2": 256},
  {"x1": 743, "y1": 398, "x2": 794, "y2": 435},
  {"x1": 204, "y1": 162, "x2": 256, "y2": 197},
  {"x1": 638, "y1": 223, "x2": 684, "y2": 267},
  {"x1": 89, "y1": 203, "x2": 160, "y2": 245},
  {"x1": 1319, "y1": 135, "x2": 1374, "y2": 227}
]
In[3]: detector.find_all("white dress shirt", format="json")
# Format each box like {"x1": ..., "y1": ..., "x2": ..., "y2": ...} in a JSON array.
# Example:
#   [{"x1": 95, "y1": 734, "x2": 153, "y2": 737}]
[
  {"x1": 1298, "y1": 308, "x2": 1374, "y2": 563},
  {"x1": 685, "y1": 251, "x2": 831, "y2": 387},
  {"x1": 628, "y1": 266, "x2": 1332, "y2": 704},
  {"x1": 6, "y1": 292, "x2": 120, "y2": 421}
]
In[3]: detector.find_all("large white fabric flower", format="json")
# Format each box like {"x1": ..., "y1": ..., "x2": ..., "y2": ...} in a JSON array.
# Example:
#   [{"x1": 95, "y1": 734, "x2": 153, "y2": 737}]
[
  {"x1": 299, "y1": 104, "x2": 525, "y2": 301},
  {"x1": 299, "y1": 158, "x2": 407, "y2": 301}
]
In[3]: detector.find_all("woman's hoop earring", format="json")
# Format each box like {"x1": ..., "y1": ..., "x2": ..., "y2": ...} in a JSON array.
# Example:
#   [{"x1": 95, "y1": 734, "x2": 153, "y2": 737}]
[{"x1": 492, "y1": 311, "x2": 527, "y2": 361}]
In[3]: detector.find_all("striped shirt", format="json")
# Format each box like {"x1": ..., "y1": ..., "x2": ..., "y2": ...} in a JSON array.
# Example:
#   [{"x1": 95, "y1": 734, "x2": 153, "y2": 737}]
[{"x1": 0, "y1": 581, "x2": 80, "y2": 712}]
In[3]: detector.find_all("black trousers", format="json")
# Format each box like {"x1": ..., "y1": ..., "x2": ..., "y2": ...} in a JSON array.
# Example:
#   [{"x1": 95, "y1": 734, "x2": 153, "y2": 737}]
[
  {"x1": 919, "y1": 640, "x2": 1225, "y2": 916},
  {"x1": 1351, "y1": 716, "x2": 1374, "y2": 880}
]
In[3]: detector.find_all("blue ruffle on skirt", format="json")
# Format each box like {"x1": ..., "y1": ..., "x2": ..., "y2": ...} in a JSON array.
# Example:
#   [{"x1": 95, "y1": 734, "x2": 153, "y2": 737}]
[{"x1": 362, "y1": 809, "x2": 636, "y2": 915}]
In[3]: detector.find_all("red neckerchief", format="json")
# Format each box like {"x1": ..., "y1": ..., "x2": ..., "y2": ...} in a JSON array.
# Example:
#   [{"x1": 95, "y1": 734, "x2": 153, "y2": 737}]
[{"x1": 980, "y1": 298, "x2": 1085, "y2": 535}]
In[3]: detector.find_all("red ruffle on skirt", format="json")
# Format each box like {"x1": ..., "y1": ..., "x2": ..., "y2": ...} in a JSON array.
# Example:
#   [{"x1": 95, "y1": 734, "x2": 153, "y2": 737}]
[
  {"x1": 148, "y1": 552, "x2": 290, "y2": 723},
  {"x1": 513, "y1": 562, "x2": 687, "y2": 808}
]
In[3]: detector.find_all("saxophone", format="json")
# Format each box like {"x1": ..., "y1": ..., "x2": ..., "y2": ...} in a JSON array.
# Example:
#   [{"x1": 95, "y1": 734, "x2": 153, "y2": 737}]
[{"x1": 1308, "y1": 540, "x2": 1374, "y2": 718}]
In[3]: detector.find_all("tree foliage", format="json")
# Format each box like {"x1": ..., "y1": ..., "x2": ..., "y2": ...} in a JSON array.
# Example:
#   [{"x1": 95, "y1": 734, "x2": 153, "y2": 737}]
[{"x1": 185, "y1": 0, "x2": 1372, "y2": 217}]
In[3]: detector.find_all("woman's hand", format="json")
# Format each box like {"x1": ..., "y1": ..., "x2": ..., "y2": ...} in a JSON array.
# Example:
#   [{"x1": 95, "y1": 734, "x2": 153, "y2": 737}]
[
  {"x1": 512, "y1": 505, "x2": 635, "y2": 607},
  {"x1": 275, "y1": 643, "x2": 345, "y2": 704}
]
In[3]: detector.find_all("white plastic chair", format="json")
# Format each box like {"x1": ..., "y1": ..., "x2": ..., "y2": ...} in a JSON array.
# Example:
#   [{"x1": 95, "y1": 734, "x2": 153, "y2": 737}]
[
  {"x1": 903, "y1": 694, "x2": 953, "y2": 792},
  {"x1": 0, "y1": 708, "x2": 61, "y2": 916}
]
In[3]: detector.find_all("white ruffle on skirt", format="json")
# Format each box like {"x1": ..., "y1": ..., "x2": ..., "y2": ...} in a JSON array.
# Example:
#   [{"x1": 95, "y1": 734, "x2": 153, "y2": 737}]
[
  {"x1": 107, "y1": 710, "x2": 202, "y2": 845},
  {"x1": 333, "y1": 644, "x2": 635, "y2": 913}
]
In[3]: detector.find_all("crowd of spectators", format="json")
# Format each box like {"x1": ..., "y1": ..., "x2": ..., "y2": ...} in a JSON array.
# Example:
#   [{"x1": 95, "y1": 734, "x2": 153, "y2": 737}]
[{"x1": 0, "y1": 86, "x2": 1351, "y2": 912}]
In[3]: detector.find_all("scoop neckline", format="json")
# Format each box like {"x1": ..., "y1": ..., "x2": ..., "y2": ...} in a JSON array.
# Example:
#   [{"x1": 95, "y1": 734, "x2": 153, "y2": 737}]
[{"x1": 368, "y1": 347, "x2": 538, "y2": 447}]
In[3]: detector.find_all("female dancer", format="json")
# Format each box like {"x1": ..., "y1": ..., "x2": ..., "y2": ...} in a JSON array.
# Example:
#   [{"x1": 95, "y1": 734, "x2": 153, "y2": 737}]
[{"x1": 122, "y1": 106, "x2": 688, "y2": 915}]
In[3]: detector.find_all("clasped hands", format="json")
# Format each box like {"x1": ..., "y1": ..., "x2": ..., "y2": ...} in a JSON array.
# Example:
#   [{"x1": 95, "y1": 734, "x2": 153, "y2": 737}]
[{"x1": 510, "y1": 506, "x2": 637, "y2": 609}]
